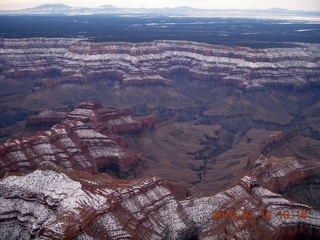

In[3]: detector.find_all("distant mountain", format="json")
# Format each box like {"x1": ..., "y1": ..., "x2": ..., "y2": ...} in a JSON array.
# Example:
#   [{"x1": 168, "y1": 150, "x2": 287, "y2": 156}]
[
  {"x1": 98, "y1": 5, "x2": 116, "y2": 9},
  {"x1": 29, "y1": 4, "x2": 73, "y2": 10},
  {"x1": 16, "y1": 4, "x2": 90, "y2": 15},
  {"x1": 255, "y1": 7, "x2": 318, "y2": 15},
  {"x1": 170, "y1": 6, "x2": 195, "y2": 11},
  {"x1": 0, "y1": 3, "x2": 319, "y2": 20},
  {"x1": 265, "y1": 7, "x2": 289, "y2": 13}
]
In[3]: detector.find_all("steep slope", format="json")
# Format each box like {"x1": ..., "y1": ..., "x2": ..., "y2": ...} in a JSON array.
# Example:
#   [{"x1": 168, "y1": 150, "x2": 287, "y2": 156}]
[
  {"x1": 0, "y1": 157, "x2": 319, "y2": 239},
  {"x1": 0, "y1": 102, "x2": 154, "y2": 178},
  {"x1": 0, "y1": 38, "x2": 319, "y2": 109},
  {"x1": 0, "y1": 38, "x2": 319, "y2": 239}
]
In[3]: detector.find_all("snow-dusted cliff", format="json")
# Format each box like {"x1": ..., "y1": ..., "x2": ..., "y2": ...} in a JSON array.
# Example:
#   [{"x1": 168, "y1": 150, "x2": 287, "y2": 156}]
[
  {"x1": 0, "y1": 102, "x2": 154, "y2": 178},
  {"x1": 0, "y1": 158, "x2": 319, "y2": 239},
  {"x1": 0, "y1": 38, "x2": 319, "y2": 88},
  {"x1": 0, "y1": 38, "x2": 320, "y2": 239}
]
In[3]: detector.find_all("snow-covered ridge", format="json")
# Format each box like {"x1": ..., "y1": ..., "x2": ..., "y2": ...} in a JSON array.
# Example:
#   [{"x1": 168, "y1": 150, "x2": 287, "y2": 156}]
[
  {"x1": 0, "y1": 38, "x2": 319, "y2": 88},
  {"x1": 0, "y1": 101, "x2": 156, "y2": 178},
  {"x1": 0, "y1": 156, "x2": 319, "y2": 239}
]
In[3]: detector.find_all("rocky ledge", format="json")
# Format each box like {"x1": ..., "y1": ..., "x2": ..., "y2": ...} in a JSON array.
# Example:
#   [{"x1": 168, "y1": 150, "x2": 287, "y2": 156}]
[
  {"x1": 0, "y1": 38, "x2": 319, "y2": 89},
  {"x1": 0, "y1": 102, "x2": 319, "y2": 239},
  {"x1": 0, "y1": 102, "x2": 154, "y2": 178},
  {"x1": 25, "y1": 110, "x2": 67, "y2": 129},
  {"x1": 0, "y1": 156, "x2": 319, "y2": 239}
]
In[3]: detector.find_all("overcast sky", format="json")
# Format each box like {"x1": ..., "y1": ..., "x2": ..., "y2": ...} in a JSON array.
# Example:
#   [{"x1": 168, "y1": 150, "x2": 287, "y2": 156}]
[{"x1": 1, "y1": 0, "x2": 320, "y2": 11}]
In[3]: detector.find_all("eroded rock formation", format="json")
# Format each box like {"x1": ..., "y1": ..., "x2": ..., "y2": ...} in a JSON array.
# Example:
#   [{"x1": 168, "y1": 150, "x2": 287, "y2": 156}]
[
  {"x1": 0, "y1": 102, "x2": 154, "y2": 178},
  {"x1": 26, "y1": 110, "x2": 67, "y2": 129},
  {"x1": 0, "y1": 38, "x2": 319, "y2": 89},
  {"x1": 0, "y1": 156, "x2": 319, "y2": 239},
  {"x1": 0, "y1": 38, "x2": 320, "y2": 239},
  {"x1": 0, "y1": 102, "x2": 319, "y2": 239}
]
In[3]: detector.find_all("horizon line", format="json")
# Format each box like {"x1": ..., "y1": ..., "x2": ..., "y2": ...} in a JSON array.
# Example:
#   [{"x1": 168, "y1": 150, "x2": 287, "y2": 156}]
[{"x1": 1, "y1": 3, "x2": 318, "y2": 13}]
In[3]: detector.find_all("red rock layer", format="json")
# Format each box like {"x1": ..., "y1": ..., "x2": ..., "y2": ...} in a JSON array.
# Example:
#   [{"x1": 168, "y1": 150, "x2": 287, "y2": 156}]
[
  {"x1": 25, "y1": 110, "x2": 67, "y2": 128},
  {"x1": 0, "y1": 38, "x2": 319, "y2": 88},
  {"x1": 0, "y1": 102, "x2": 154, "y2": 178},
  {"x1": 0, "y1": 156, "x2": 319, "y2": 239}
]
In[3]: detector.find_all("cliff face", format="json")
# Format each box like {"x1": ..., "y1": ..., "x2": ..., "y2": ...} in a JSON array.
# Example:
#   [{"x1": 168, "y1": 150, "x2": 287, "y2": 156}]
[
  {"x1": 0, "y1": 38, "x2": 319, "y2": 89},
  {"x1": 0, "y1": 157, "x2": 319, "y2": 239},
  {"x1": 0, "y1": 102, "x2": 319, "y2": 239},
  {"x1": 0, "y1": 38, "x2": 320, "y2": 239},
  {"x1": 0, "y1": 102, "x2": 154, "y2": 178},
  {"x1": 25, "y1": 110, "x2": 67, "y2": 129}
]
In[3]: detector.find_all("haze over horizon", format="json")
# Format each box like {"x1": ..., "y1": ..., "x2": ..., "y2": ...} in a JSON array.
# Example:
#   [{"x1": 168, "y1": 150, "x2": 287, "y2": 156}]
[{"x1": 1, "y1": 0, "x2": 319, "y2": 11}]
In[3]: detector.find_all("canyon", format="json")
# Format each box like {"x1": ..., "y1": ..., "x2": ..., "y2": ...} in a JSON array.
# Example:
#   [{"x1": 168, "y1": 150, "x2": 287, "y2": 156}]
[
  {"x1": 0, "y1": 38, "x2": 319, "y2": 92},
  {"x1": 0, "y1": 38, "x2": 319, "y2": 239},
  {"x1": 0, "y1": 101, "x2": 155, "y2": 179},
  {"x1": 0, "y1": 151, "x2": 319, "y2": 239}
]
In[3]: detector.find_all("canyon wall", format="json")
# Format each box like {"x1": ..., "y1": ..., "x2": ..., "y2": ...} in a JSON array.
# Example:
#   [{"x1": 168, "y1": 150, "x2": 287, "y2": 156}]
[
  {"x1": 0, "y1": 38, "x2": 319, "y2": 89},
  {"x1": 0, "y1": 38, "x2": 320, "y2": 239},
  {"x1": 0, "y1": 102, "x2": 319, "y2": 239},
  {"x1": 0, "y1": 102, "x2": 154, "y2": 178},
  {"x1": 0, "y1": 157, "x2": 319, "y2": 239}
]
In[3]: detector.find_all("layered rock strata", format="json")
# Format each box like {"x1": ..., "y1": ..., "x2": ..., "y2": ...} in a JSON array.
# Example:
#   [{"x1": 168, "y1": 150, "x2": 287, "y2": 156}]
[
  {"x1": 0, "y1": 102, "x2": 154, "y2": 178},
  {"x1": 0, "y1": 38, "x2": 319, "y2": 89},
  {"x1": 0, "y1": 103, "x2": 319, "y2": 239},
  {"x1": 0, "y1": 156, "x2": 319, "y2": 239},
  {"x1": 0, "y1": 38, "x2": 320, "y2": 239},
  {"x1": 25, "y1": 110, "x2": 67, "y2": 129}
]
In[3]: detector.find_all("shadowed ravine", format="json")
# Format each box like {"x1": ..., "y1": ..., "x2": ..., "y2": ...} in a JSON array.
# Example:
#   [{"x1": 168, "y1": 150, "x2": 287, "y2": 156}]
[{"x1": 0, "y1": 38, "x2": 319, "y2": 239}]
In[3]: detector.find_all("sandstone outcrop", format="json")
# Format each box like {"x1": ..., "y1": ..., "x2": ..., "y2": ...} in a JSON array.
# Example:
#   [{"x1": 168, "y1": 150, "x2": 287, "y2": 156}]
[
  {"x1": 25, "y1": 110, "x2": 67, "y2": 129},
  {"x1": 0, "y1": 102, "x2": 154, "y2": 178},
  {"x1": 0, "y1": 38, "x2": 319, "y2": 89},
  {"x1": 254, "y1": 156, "x2": 320, "y2": 208},
  {"x1": 0, "y1": 104, "x2": 319, "y2": 239},
  {"x1": 0, "y1": 156, "x2": 319, "y2": 239},
  {"x1": 0, "y1": 38, "x2": 320, "y2": 239}
]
